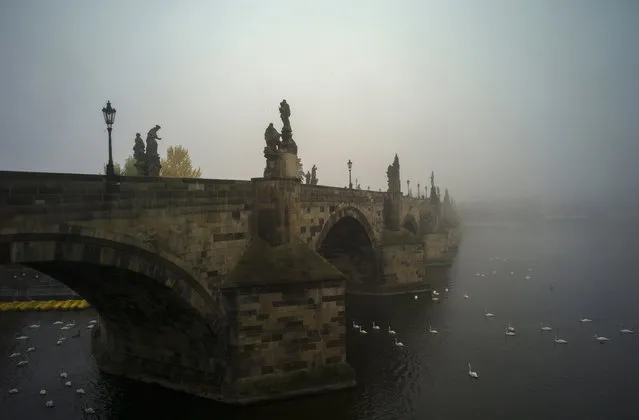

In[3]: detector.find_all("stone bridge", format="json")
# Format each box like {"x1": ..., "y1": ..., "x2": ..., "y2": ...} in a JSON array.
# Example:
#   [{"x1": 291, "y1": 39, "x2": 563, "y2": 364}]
[{"x1": 0, "y1": 162, "x2": 459, "y2": 404}]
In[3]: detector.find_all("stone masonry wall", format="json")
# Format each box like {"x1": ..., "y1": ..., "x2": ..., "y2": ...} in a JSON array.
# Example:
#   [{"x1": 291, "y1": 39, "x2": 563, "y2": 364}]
[
  {"x1": 0, "y1": 171, "x2": 255, "y2": 294},
  {"x1": 225, "y1": 279, "x2": 348, "y2": 393},
  {"x1": 424, "y1": 233, "x2": 450, "y2": 263},
  {"x1": 379, "y1": 243, "x2": 426, "y2": 286}
]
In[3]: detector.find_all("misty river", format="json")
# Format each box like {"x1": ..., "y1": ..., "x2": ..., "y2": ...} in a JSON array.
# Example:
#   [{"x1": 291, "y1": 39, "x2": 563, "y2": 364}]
[{"x1": 2, "y1": 219, "x2": 639, "y2": 420}]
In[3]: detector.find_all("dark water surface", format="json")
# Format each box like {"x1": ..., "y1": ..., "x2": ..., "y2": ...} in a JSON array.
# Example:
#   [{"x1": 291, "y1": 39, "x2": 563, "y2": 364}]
[{"x1": 2, "y1": 221, "x2": 639, "y2": 420}]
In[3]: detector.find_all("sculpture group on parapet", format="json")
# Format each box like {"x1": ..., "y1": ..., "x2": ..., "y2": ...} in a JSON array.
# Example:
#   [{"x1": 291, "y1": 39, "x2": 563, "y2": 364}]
[
  {"x1": 132, "y1": 125, "x2": 163, "y2": 176},
  {"x1": 304, "y1": 165, "x2": 318, "y2": 185},
  {"x1": 263, "y1": 99, "x2": 299, "y2": 177}
]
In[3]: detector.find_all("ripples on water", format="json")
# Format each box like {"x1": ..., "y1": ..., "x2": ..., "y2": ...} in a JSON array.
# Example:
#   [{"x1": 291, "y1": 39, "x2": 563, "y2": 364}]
[{"x1": 2, "y1": 221, "x2": 639, "y2": 420}]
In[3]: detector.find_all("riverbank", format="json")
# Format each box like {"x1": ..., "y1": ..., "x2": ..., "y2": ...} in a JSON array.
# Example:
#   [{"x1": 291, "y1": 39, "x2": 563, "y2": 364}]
[{"x1": 0, "y1": 299, "x2": 90, "y2": 311}]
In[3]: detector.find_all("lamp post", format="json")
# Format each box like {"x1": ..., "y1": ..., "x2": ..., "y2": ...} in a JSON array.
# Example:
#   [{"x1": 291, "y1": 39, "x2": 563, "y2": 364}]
[
  {"x1": 102, "y1": 101, "x2": 117, "y2": 178},
  {"x1": 407, "y1": 179, "x2": 410, "y2": 197},
  {"x1": 347, "y1": 159, "x2": 353, "y2": 190}
]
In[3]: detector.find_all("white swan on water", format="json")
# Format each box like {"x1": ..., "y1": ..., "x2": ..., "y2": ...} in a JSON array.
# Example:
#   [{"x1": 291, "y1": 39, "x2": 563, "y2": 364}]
[
  {"x1": 372, "y1": 322, "x2": 380, "y2": 331},
  {"x1": 394, "y1": 338, "x2": 404, "y2": 347},
  {"x1": 8, "y1": 388, "x2": 18, "y2": 394},
  {"x1": 485, "y1": 311, "x2": 495, "y2": 318},
  {"x1": 593, "y1": 334, "x2": 609, "y2": 343},
  {"x1": 540, "y1": 322, "x2": 552, "y2": 331},
  {"x1": 620, "y1": 328, "x2": 634, "y2": 334},
  {"x1": 9, "y1": 352, "x2": 20, "y2": 358},
  {"x1": 580, "y1": 317, "x2": 592, "y2": 323},
  {"x1": 388, "y1": 326, "x2": 396, "y2": 335},
  {"x1": 428, "y1": 325, "x2": 438, "y2": 334},
  {"x1": 45, "y1": 400, "x2": 54, "y2": 407},
  {"x1": 76, "y1": 388, "x2": 86, "y2": 394},
  {"x1": 468, "y1": 364, "x2": 479, "y2": 379},
  {"x1": 507, "y1": 322, "x2": 515, "y2": 332},
  {"x1": 554, "y1": 335, "x2": 568, "y2": 344}
]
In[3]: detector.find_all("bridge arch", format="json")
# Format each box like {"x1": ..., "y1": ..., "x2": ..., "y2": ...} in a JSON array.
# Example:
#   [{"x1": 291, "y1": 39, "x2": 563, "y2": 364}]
[
  {"x1": 315, "y1": 206, "x2": 378, "y2": 288},
  {"x1": 402, "y1": 214, "x2": 419, "y2": 236},
  {"x1": 0, "y1": 224, "x2": 227, "y2": 384}
]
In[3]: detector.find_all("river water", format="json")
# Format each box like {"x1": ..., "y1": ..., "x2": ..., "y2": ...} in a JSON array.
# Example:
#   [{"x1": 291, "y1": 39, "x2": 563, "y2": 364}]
[{"x1": 2, "y1": 220, "x2": 639, "y2": 419}]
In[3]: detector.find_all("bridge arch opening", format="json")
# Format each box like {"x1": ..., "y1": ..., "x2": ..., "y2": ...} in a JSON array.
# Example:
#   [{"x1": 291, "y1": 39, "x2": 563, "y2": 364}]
[
  {"x1": 0, "y1": 233, "x2": 226, "y2": 389},
  {"x1": 403, "y1": 215, "x2": 419, "y2": 236},
  {"x1": 317, "y1": 213, "x2": 378, "y2": 289}
]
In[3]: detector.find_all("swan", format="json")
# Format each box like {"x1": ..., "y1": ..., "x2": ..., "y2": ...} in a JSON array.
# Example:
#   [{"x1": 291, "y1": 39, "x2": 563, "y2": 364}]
[
  {"x1": 485, "y1": 311, "x2": 495, "y2": 318},
  {"x1": 593, "y1": 334, "x2": 609, "y2": 343},
  {"x1": 620, "y1": 328, "x2": 634, "y2": 334},
  {"x1": 29, "y1": 322, "x2": 40, "y2": 329},
  {"x1": 507, "y1": 323, "x2": 515, "y2": 332},
  {"x1": 64, "y1": 381, "x2": 72, "y2": 387},
  {"x1": 26, "y1": 346, "x2": 35, "y2": 353},
  {"x1": 53, "y1": 321, "x2": 63, "y2": 325},
  {"x1": 445, "y1": 288, "x2": 449, "y2": 292},
  {"x1": 76, "y1": 388, "x2": 86, "y2": 394},
  {"x1": 8, "y1": 388, "x2": 18, "y2": 394},
  {"x1": 45, "y1": 400, "x2": 54, "y2": 407},
  {"x1": 428, "y1": 325, "x2": 438, "y2": 334},
  {"x1": 540, "y1": 322, "x2": 552, "y2": 331},
  {"x1": 84, "y1": 406, "x2": 95, "y2": 414},
  {"x1": 60, "y1": 325, "x2": 70, "y2": 330},
  {"x1": 463, "y1": 294, "x2": 470, "y2": 299},
  {"x1": 524, "y1": 275, "x2": 531, "y2": 280},
  {"x1": 16, "y1": 335, "x2": 28, "y2": 340},
  {"x1": 358, "y1": 326, "x2": 368, "y2": 335},
  {"x1": 60, "y1": 369, "x2": 68, "y2": 379},
  {"x1": 56, "y1": 339, "x2": 63, "y2": 346},
  {"x1": 394, "y1": 338, "x2": 404, "y2": 347},
  {"x1": 89, "y1": 320, "x2": 97, "y2": 324},
  {"x1": 87, "y1": 324, "x2": 94, "y2": 329},
  {"x1": 40, "y1": 389, "x2": 47, "y2": 395},
  {"x1": 580, "y1": 317, "x2": 592, "y2": 323},
  {"x1": 352, "y1": 321, "x2": 360, "y2": 330},
  {"x1": 388, "y1": 326, "x2": 396, "y2": 335},
  {"x1": 17, "y1": 360, "x2": 28, "y2": 366},
  {"x1": 432, "y1": 297, "x2": 440, "y2": 302},
  {"x1": 505, "y1": 329, "x2": 516, "y2": 336},
  {"x1": 372, "y1": 322, "x2": 380, "y2": 331},
  {"x1": 9, "y1": 352, "x2": 20, "y2": 358},
  {"x1": 432, "y1": 290, "x2": 440, "y2": 296},
  {"x1": 414, "y1": 295, "x2": 419, "y2": 300},
  {"x1": 554, "y1": 335, "x2": 568, "y2": 344},
  {"x1": 468, "y1": 363, "x2": 479, "y2": 379}
]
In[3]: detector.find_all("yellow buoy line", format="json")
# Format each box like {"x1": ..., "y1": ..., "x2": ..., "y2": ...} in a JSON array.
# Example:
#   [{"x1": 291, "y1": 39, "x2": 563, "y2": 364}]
[{"x1": 0, "y1": 300, "x2": 90, "y2": 312}]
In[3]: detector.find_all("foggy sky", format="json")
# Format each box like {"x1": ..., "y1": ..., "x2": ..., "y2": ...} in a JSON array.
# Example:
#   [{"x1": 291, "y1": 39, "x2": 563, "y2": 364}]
[{"x1": 1, "y1": 0, "x2": 638, "y2": 202}]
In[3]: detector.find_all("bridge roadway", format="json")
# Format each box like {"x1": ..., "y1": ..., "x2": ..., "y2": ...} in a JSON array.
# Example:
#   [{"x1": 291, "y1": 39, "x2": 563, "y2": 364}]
[{"x1": 0, "y1": 169, "x2": 460, "y2": 404}]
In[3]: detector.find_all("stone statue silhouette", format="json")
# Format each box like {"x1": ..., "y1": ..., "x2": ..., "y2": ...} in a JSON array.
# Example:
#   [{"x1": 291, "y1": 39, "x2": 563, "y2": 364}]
[
  {"x1": 310, "y1": 165, "x2": 318, "y2": 185},
  {"x1": 279, "y1": 99, "x2": 291, "y2": 128},
  {"x1": 264, "y1": 123, "x2": 281, "y2": 153},
  {"x1": 146, "y1": 125, "x2": 162, "y2": 177},
  {"x1": 132, "y1": 133, "x2": 147, "y2": 175},
  {"x1": 305, "y1": 171, "x2": 311, "y2": 184}
]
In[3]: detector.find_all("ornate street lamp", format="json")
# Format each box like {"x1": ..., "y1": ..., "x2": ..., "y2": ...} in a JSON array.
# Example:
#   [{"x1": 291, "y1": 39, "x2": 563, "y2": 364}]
[
  {"x1": 347, "y1": 159, "x2": 353, "y2": 190},
  {"x1": 102, "y1": 100, "x2": 117, "y2": 178}
]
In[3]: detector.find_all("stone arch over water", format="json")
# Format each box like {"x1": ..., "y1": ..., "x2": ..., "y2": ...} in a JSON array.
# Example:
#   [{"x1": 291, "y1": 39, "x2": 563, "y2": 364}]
[
  {"x1": 0, "y1": 226, "x2": 228, "y2": 388},
  {"x1": 316, "y1": 207, "x2": 378, "y2": 288}
]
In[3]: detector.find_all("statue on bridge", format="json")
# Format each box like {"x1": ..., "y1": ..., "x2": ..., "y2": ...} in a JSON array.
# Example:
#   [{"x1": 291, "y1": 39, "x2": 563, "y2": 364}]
[
  {"x1": 278, "y1": 99, "x2": 297, "y2": 154},
  {"x1": 386, "y1": 154, "x2": 401, "y2": 194},
  {"x1": 264, "y1": 123, "x2": 281, "y2": 154},
  {"x1": 305, "y1": 170, "x2": 311, "y2": 184},
  {"x1": 279, "y1": 99, "x2": 291, "y2": 129},
  {"x1": 146, "y1": 125, "x2": 162, "y2": 177},
  {"x1": 310, "y1": 165, "x2": 318, "y2": 185},
  {"x1": 132, "y1": 133, "x2": 148, "y2": 176}
]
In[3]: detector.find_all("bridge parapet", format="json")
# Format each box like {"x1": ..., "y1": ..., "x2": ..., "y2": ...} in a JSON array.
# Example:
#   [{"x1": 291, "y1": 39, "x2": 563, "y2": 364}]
[
  {"x1": 299, "y1": 184, "x2": 386, "y2": 205},
  {"x1": 0, "y1": 171, "x2": 253, "y2": 220}
]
